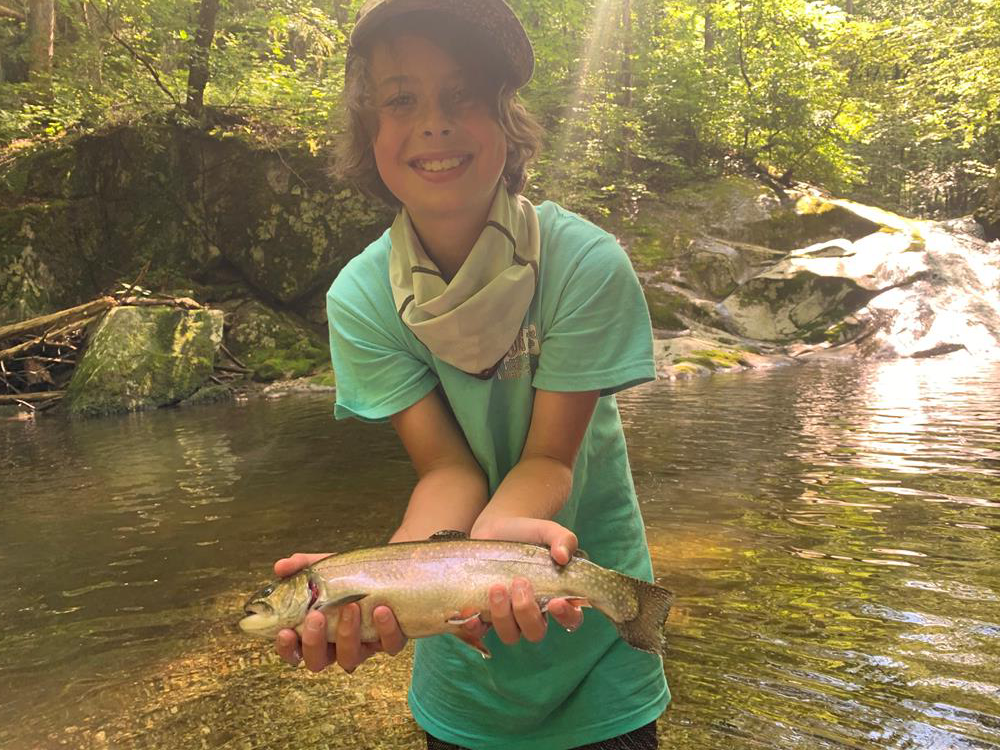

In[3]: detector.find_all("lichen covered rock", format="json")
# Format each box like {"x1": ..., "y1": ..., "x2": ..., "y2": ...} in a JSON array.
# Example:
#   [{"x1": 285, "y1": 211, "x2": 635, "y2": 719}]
[
  {"x1": 223, "y1": 299, "x2": 328, "y2": 381},
  {"x1": 66, "y1": 306, "x2": 224, "y2": 417}
]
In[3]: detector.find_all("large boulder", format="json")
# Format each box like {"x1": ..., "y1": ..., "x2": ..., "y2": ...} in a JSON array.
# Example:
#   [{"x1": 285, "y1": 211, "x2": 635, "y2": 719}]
[
  {"x1": 719, "y1": 196, "x2": 1000, "y2": 357},
  {"x1": 849, "y1": 222, "x2": 1000, "y2": 358},
  {"x1": 65, "y1": 305, "x2": 224, "y2": 417},
  {"x1": 0, "y1": 125, "x2": 390, "y2": 322}
]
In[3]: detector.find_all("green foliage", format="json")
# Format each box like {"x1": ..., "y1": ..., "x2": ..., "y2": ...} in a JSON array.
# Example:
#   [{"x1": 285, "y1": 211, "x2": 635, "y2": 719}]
[
  {"x1": 1, "y1": 0, "x2": 997, "y2": 219},
  {"x1": 0, "y1": 0, "x2": 360, "y2": 147}
]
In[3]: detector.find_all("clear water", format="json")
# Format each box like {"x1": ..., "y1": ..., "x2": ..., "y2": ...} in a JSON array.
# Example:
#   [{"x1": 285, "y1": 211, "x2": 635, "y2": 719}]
[{"x1": 1, "y1": 359, "x2": 998, "y2": 749}]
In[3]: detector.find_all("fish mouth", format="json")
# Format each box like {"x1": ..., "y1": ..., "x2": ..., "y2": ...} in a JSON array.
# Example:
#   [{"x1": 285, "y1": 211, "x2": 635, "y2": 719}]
[{"x1": 243, "y1": 600, "x2": 272, "y2": 617}]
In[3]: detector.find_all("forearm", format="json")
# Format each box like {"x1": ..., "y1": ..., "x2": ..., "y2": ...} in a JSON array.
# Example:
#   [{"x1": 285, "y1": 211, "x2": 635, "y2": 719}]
[
  {"x1": 390, "y1": 463, "x2": 489, "y2": 543},
  {"x1": 471, "y1": 455, "x2": 573, "y2": 538}
]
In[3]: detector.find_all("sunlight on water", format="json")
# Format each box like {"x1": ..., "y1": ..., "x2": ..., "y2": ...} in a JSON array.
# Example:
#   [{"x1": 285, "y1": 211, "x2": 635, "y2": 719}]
[{"x1": 1, "y1": 360, "x2": 998, "y2": 749}]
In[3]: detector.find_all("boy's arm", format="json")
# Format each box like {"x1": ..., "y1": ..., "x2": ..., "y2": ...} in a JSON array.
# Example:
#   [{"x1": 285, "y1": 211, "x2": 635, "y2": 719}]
[
  {"x1": 471, "y1": 388, "x2": 599, "y2": 544},
  {"x1": 388, "y1": 387, "x2": 489, "y2": 541}
]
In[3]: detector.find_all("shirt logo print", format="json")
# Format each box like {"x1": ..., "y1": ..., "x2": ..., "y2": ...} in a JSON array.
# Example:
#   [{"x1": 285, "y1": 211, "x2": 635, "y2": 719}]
[{"x1": 497, "y1": 325, "x2": 539, "y2": 381}]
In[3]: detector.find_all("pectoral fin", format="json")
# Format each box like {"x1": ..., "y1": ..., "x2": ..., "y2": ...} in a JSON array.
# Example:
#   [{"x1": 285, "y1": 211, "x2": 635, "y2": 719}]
[
  {"x1": 314, "y1": 593, "x2": 367, "y2": 611},
  {"x1": 446, "y1": 613, "x2": 482, "y2": 626},
  {"x1": 539, "y1": 597, "x2": 592, "y2": 613}
]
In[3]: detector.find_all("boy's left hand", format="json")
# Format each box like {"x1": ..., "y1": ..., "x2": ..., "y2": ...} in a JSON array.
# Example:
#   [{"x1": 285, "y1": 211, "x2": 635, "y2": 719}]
[{"x1": 469, "y1": 517, "x2": 586, "y2": 644}]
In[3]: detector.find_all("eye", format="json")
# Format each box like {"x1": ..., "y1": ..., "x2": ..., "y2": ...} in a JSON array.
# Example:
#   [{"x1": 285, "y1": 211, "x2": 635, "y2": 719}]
[
  {"x1": 385, "y1": 93, "x2": 415, "y2": 109},
  {"x1": 259, "y1": 583, "x2": 275, "y2": 598}
]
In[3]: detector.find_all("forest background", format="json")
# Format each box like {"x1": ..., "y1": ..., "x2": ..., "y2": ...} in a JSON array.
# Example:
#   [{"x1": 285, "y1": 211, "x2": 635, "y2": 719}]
[{"x1": 1, "y1": 0, "x2": 998, "y2": 227}]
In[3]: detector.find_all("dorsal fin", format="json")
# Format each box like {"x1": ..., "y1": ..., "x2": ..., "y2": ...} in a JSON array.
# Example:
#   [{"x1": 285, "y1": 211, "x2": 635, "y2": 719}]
[{"x1": 428, "y1": 530, "x2": 469, "y2": 541}]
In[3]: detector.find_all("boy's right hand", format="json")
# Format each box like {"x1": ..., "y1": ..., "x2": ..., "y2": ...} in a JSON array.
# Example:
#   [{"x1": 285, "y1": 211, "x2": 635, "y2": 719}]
[{"x1": 272, "y1": 552, "x2": 408, "y2": 673}]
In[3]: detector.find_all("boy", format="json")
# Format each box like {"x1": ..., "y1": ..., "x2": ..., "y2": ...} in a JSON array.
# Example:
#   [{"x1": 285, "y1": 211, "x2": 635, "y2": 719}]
[{"x1": 274, "y1": 1, "x2": 669, "y2": 747}]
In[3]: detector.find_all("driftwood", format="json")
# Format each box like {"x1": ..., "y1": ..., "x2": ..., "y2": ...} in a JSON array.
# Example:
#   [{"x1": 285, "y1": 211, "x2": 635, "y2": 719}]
[
  {"x1": 0, "y1": 391, "x2": 65, "y2": 404},
  {"x1": 0, "y1": 291, "x2": 244, "y2": 412},
  {"x1": 0, "y1": 313, "x2": 104, "y2": 362},
  {"x1": 119, "y1": 295, "x2": 202, "y2": 309},
  {"x1": 0, "y1": 297, "x2": 116, "y2": 341}
]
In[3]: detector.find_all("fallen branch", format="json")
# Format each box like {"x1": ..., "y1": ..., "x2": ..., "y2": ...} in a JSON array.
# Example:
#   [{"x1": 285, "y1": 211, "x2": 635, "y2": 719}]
[
  {"x1": 0, "y1": 313, "x2": 104, "y2": 361},
  {"x1": 220, "y1": 342, "x2": 248, "y2": 369},
  {"x1": 119, "y1": 296, "x2": 202, "y2": 309},
  {"x1": 0, "y1": 297, "x2": 115, "y2": 341},
  {"x1": 0, "y1": 391, "x2": 64, "y2": 404},
  {"x1": 0, "y1": 4, "x2": 24, "y2": 21}
]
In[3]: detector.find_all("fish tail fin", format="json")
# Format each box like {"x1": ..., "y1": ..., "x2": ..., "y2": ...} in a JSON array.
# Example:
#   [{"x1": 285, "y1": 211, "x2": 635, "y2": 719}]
[{"x1": 614, "y1": 579, "x2": 673, "y2": 658}]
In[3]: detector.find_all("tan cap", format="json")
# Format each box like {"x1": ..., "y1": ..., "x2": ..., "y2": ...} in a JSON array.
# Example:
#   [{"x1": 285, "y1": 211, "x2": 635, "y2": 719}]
[{"x1": 349, "y1": 0, "x2": 534, "y2": 88}]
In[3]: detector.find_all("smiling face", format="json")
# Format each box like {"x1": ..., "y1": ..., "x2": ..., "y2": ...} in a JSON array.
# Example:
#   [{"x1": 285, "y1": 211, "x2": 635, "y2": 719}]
[{"x1": 369, "y1": 33, "x2": 508, "y2": 227}]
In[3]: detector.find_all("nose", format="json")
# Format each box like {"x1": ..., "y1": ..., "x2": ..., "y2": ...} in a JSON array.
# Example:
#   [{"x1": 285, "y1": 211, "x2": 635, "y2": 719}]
[{"x1": 418, "y1": 99, "x2": 453, "y2": 138}]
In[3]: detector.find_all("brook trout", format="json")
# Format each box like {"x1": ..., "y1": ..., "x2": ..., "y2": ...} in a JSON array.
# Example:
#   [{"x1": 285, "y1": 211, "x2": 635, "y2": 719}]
[{"x1": 240, "y1": 531, "x2": 672, "y2": 658}]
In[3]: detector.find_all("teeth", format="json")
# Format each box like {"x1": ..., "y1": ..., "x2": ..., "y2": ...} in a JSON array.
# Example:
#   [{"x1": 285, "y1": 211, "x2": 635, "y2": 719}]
[{"x1": 414, "y1": 156, "x2": 466, "y2": 172}]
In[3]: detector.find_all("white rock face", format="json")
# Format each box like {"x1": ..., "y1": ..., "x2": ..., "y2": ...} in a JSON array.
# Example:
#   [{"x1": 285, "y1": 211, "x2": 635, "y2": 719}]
[{"x1": 715, "y1": 194, "x2": 1000, "y2": 360}]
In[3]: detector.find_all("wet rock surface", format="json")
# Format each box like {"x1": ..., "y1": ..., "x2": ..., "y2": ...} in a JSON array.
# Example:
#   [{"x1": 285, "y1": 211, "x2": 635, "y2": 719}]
[
  {"x1": 625, "y1": 180, "x2": 1000, "y2": 376},
  {"x1": 65, "y1": 306, "x2": 224, "y2": 417}
]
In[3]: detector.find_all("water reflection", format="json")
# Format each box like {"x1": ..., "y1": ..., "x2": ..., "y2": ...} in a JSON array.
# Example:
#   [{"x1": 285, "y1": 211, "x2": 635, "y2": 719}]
[{"x1": 1, "y1": 362, "x2": 999, "y2": 749}]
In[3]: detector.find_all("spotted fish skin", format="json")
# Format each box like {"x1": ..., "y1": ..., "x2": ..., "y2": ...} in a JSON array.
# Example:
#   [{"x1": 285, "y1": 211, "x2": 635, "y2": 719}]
[{"x1": 240, "y1": 532, "x2": 672, "y2": 658}]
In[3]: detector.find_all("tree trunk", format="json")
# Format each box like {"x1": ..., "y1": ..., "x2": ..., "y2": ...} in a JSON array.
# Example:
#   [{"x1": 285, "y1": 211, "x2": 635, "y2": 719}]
[
  {"x1": 620, "y1": 0, "x2": 632, "y2": 175},
  {"x1": 77, "y1": 1, "x2": 103, "y2": 85},
  {"x1": 27, "y1": 0, "x2": 55, "y2": 80},
  {"x1": 185, "y1": 0, "x2": 220, "y2": 117},
  {"x1": 704, "y1": 3, "x2": 715, "y2": 52}
]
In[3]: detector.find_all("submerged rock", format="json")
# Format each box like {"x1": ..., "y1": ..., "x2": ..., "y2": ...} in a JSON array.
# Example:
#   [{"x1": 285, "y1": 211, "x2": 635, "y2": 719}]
[{"x1": 65, "y1": 306, "x2": 224, "y2": 417}]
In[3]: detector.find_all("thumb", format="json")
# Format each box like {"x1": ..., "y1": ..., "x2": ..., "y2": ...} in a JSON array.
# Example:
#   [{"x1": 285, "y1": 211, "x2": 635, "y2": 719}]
[
  {"x1": 542, "y1": 524, "x2": 578, "y2": 566},
  {"x1": 512, "y1": 518, "x2": 578, "y2": 565}
]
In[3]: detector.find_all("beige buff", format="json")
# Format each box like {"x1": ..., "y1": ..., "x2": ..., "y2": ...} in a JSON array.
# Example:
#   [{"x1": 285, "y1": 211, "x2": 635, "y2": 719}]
[{"x1": 389, "y1": 188, "x2": 540, "y2": 378}]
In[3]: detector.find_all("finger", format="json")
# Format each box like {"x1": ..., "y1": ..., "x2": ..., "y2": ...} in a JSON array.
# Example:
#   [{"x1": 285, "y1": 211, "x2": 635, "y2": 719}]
[
  {"x1": 373, "y1": 606, "x2": 407, "y2": 656},
  {"x1": 489, "y1": 583, "x2": 520, "y2": 645},
  {"x1": 301, "y1": 610, "x2": 333, "y2": 672},
  {"x1": 511, "y1": 578, "x2": 547, "y2": 642},
  {"x1": 546, "y1": 598, "x2": 585, "y2": 631},
  {"x1": 275, "y1": 628, "x2": 302, "y2": 665},
  {"x1": 542, "y1": 528, "x2": 578, "y2": 566},
  {"x1": 274, "y1": 552, "x2": 326, "y2": 577},
  {"x1": 478, "y1": 518, "x2": 578, "y2": 566},
  {"x1": 335, "y1": 603, "x2": 365, "y2": 673}
]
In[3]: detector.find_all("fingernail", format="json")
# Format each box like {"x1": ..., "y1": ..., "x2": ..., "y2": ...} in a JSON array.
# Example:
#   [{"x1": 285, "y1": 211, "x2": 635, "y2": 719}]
[
  {"x1": 307, "y1": 617, "x2": 323, "y2": 631},
  {"x1": 491, "y1": 588, "x2": 505, "y2": 604},
  {"x1": 512, "y1": 581, "x2": 527, "y2": 604},
  {"x1": 375, "y1": 608, "x2": 390, "y2": 624}
]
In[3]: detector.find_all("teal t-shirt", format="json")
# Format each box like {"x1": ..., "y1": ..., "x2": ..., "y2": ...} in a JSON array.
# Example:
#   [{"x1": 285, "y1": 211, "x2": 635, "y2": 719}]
[{"x1": 327, "y1": 201, "x2": 670, "y2": 749}]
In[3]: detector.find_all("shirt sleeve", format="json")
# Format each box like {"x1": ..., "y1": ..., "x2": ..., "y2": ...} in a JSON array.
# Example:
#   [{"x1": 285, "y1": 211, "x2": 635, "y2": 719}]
[
  {"x1": 532, "y1": 234, "x2": 656, "y2": 396},
  {"x1": 327, "y1": 270, "x2": 438, "y2": 422}
]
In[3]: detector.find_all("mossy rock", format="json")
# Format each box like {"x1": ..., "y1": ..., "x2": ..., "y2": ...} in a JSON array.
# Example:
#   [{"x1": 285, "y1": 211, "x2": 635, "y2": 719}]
[
  {"x1": 308, "y1": 368, "x2": 337, "y2": 388},
  {"x1": 675, "y1": 348, "x2": 750, "y2": 371},
  {"x1": 224, "y1": 299, "x2": 328, "y2": 381},
  {"x1": 643, "y1": 283, "x2": 721, "y2": 330},
  {"x1": 180, "y1": 383, "x2": 233, "y2": 406},
  {"x1": 65, "y1": 306, "x2": 224, "y2": 417}
]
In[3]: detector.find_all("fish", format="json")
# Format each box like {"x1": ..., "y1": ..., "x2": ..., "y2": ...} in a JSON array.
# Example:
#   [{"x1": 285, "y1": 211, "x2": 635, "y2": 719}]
[{"x1": 239, "y1": 530, "x2": 672, "y2": 658}]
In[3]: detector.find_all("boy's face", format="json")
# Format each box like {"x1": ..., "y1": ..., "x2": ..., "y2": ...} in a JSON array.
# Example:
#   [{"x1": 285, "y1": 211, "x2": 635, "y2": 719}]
[{"x1": 369, "y1": 33, "x2": 507, "y2": 225}]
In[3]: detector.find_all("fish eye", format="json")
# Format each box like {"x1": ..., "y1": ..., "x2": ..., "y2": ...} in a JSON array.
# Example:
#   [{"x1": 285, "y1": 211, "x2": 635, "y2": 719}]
[{"x1": 258, "y1": 583, "x2": 275, "y2": 598}]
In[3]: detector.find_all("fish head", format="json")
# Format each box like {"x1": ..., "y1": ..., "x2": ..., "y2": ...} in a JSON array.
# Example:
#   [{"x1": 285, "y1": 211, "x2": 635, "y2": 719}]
[{"x1": 238, "y1": 571, "x2": 317, "y2": 638}]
